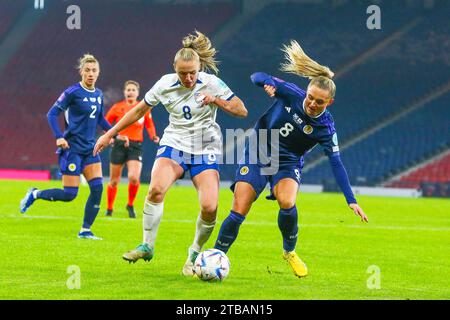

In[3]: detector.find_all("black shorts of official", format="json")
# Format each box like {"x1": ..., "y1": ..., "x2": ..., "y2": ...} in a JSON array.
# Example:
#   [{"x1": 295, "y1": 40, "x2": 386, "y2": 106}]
[{"x1": 110, "y1": 140, "x2": 143, "y2": 165}]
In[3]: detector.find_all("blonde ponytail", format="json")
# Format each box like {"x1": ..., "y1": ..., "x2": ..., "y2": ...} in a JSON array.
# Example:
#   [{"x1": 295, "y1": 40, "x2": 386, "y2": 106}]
[
  {"x1": 174, "y1": 30, "x2": 219, "y2": 74},
  {"x1": 280, "y1": 40, "x2": 336, "y2": 98}
]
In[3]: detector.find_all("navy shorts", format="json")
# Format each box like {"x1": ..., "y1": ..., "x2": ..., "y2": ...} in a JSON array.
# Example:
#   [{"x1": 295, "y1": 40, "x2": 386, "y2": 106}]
[
  {"x1": 57, "y1": 148, "x2": 101, "y2": 176},
  {"x1": 231, "y1": 163, "x2": 303, "y2": 200},
  {"x1": 155, "y1": 145, "x2": 219, "y2": 178}
]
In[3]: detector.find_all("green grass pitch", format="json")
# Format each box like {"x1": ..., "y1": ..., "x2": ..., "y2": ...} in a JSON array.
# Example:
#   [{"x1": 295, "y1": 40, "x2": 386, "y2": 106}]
[{"x1": 0, "y1": 179, "x2": 449, "y2": 300}]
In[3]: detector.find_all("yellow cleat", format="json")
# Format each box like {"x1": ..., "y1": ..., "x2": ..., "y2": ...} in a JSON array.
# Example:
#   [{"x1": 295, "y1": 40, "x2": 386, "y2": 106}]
[{"x1": 283, "y1": 251, "x2": 308, "y2": 278}]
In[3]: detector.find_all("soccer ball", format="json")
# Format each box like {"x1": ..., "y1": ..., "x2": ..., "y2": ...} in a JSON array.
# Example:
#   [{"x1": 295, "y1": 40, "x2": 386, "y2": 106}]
[{"x1": 194, "y1": 249, "x2": 230, "y2": 281}]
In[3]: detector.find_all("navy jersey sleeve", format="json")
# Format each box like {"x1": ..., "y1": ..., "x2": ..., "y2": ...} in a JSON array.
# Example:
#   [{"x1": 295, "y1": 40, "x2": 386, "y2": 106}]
[
  {"x1": 97, "y1": 92, "x2": 112, "y2": 131},
  {"x1": 47, "y1": 89, "x2": 73, "y2": 139},
  {"x1": 318, "y1": 129, "x2": 357, "y2": 205},
  {"x1": 250, "y1": 72, "x2": 306, "y2": 100}
]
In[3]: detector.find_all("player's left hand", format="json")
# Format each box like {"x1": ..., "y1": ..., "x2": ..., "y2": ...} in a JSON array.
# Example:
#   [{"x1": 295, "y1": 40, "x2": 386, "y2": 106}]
[
  {"x1": 152, "y1": 136, "x2": 160, "y2": 144},
  {"x1": 349, "y1": 203, "x2": 369, "y2": 222},
  {"x1": 264, "y1": 85, "x2": 276, "y2": 97},
  {"x1": 199, "y1": 92, "x2": 216, "y2": 106}
]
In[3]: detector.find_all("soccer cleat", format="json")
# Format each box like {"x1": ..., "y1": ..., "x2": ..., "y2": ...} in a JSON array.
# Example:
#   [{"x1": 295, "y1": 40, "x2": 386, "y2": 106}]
[
  {"x1": 20, "y1": 188, "x2": 38, "y2": 213},
  {"x1": 283, "y1": 251, "x2": 308, "y2": 278},
  {"x1": 122, "y1": 243, "x2": 153, "y2": 263},
  {"x1": 105, "y1": 209, "x2": 113, "y2": 217},
  {"x1": 78, "y1": 230, "x2": 103, "y2": 240},
  {"x1": 126, "y1": 205, "x2": 136, "y2": 218},
  {"x1": 182, "y1": 247, "x2": 200, "y2": 276}
]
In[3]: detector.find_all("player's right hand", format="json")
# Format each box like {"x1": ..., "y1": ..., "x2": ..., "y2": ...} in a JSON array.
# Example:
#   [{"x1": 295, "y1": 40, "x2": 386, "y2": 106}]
[
  {"x1": 263, "y1": 85, "x2": 276, "y2": 98},
  {"x1": 93, "y1": 134, "x2": 111, "y2": 156},
  {"x1": 56, "y1": 138, "x2": 70, "y2": 149}
]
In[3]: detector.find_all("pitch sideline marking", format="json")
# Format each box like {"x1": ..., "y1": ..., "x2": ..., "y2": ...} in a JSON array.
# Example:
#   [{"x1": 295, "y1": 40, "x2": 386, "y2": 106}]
[{"x1": 2, "y1": 214, "x2": 449, "y2": 232}]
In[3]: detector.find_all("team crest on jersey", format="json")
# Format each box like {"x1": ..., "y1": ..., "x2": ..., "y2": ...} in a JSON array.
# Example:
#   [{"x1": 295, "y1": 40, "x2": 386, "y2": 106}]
[
  {"x1": 97, "y1": 97, "x2": 102, "y2": 105},
  {"x1": 68, "y1": 163, "x2": 77, "y2": 172},
  {"x1": 303, "y1": 125, "x2": 313, "y2": 135},
  {"x1": 239, "y1": 166, "x2": 249, "y2": 176}
]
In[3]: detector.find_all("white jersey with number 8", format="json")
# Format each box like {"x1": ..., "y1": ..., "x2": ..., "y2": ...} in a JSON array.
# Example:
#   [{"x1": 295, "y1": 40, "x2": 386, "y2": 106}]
[{"x1": 144, "y1": 72, "x2": 234, "y2": 155}]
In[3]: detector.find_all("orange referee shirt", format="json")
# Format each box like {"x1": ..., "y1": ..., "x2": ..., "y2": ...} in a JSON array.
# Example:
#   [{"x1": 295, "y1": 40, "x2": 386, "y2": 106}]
[{"x1": 105, "y1": 100, "x2": 156, "y2": 142}]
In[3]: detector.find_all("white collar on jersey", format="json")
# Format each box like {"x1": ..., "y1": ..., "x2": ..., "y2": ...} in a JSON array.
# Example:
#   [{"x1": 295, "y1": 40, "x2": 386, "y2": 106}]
[
  {"x1": 170, "y1": 79, "x2": 203, "y2": 88},
  {"x1": 302, "y1": 99, "x2": 326, "y2": 119},
  {"x1": 79, "y1": 82, "x2": 96, "y2": 93}
]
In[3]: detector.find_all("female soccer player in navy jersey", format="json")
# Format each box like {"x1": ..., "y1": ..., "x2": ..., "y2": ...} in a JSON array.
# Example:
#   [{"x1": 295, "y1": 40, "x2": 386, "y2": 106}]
[
  {"x1": 20, "y1": 54, "x2": 127, "y2": 240},
  {"x1": 213, "y1": 40, "x2": 368, "y2": 278}
]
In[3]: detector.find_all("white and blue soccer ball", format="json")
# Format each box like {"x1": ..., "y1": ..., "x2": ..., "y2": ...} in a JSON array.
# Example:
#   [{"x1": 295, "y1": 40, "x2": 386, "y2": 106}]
[{"x1": 194, "y1": 249, "x2": 230, "y2": 281}]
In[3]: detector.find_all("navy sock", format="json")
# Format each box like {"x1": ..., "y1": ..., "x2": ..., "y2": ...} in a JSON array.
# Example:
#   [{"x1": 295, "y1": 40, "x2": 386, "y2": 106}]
[
  {"x1": 214, "y1": 210, "x2": 245, "y2": 253},
  {"x1": 37, "y1": 187, "x2": 78, "y2": 202},
  {"x1": 278, "y1": 205, "x2": 298, "y2": 252},
  {"x1": 82, "y1": 178, "x2": 103, "y2": 229}
]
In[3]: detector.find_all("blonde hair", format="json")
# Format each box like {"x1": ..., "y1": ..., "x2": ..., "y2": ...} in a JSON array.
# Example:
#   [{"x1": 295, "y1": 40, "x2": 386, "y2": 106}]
[
  {"x1": 280, "y1": 40, "x2": 336, "y2": 98},
  {"x1": 77, "y1": 53, "x2": 99, "y2": 70},
  {"x1": 124, "y1": 80, "x2": 140, "y2": 91},
  {"x1": 174, "y1": 30, "x2": 219, "y2": 74}
]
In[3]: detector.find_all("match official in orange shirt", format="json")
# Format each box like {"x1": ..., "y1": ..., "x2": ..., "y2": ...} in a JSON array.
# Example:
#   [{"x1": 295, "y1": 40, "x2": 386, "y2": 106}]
[{"x1": 105, "y1": 80, "x2": 160, "y2": 218}]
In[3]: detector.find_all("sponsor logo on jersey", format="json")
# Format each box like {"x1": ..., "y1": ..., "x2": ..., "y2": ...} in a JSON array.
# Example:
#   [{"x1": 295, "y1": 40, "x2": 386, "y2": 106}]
[
  {"x1": 239, "y1": 166, "x2": 249, "y2": 176},
  {"x1": 293, "y1": 113, "x2": 303, "y2": 125},
  {"x1": 285, "y1": 106, "x2": 291, "y2": 113},
  {"x1": 68, "y1": 163, "x2": 77, "y2": 172},
  {"x1": 57, "y1": 93, "x2": 66, "y2": 103},
  {"x1": 89, "y1": 97, "x2": 96, "y2": 102},
  {"x1": 303, "y1": 125, "x2": 313, "y2": 135}
]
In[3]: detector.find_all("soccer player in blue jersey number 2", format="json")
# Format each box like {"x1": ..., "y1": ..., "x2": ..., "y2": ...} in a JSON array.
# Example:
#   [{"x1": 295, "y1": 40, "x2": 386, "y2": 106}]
[
  {"x1": 19, "y1": 54, "x2": 128, "y2": 240},
  {"x1": 214, "y1": 41, "x2": 369, "y2": 278}
]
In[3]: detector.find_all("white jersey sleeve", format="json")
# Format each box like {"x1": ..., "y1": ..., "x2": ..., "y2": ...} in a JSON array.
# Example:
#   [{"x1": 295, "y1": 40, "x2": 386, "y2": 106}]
[
  {"x1": 209, "y1": 74, "x2": 235, "y2": 101},
  {"x1": 144, "y1": 78, "x2": 163, "y2": 107}
]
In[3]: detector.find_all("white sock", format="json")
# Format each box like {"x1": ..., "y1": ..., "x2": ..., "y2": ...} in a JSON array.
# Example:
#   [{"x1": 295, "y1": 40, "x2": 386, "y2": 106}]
[
  {"x1": 142, "y1": 199, "x2": 164, "y2": 248},
  {"x1": 32, "y1": 190, "x2": 39, "y2": 199},
  {"x1": 191, "y1": 215, "x2": 216, "y2": 252}
]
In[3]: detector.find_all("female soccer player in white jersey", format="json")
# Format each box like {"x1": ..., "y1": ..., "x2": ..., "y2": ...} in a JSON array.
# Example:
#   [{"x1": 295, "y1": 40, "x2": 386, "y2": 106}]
[
  {"x1": 213, "y1": 41, "x2": 368, "y2": 278},
  {"x1": 19, "y1": 54, "x2": 128, "y2": 240},
  {"x1": 94, "y1": 31, "x2": 247, "y2": 275}
]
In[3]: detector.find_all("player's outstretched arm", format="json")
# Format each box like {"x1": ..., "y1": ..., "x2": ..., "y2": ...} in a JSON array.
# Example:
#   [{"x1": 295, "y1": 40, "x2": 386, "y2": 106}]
[
  {"x1": 93, "y1": 100, "x2": 151, "y2": 155},
  {"x1": 250, "y1": 72, "x2": 304, "y2": 99},
  {"x1": 201, "y1": 94, "x2": 247, "y2": 118},
  {"x1": 328, "y1": 154, "x2": 369, "y2": 223}
]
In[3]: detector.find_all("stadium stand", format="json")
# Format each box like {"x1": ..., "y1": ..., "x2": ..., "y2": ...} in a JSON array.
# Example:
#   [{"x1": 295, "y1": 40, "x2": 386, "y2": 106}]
[
  {"x1": 0, "y1": 0, "x2": 27, "y2": 40},
  {"x1": 0, "y1": 0, "x2": 237, "y2": 177},
  {"x1": 387, "y1": 152, "x2": 450, "y2": 189},
  {"x1": 0, "y1": 0, "x2": 449, "y2": 192}
]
